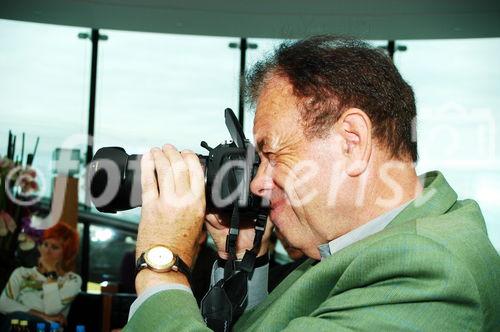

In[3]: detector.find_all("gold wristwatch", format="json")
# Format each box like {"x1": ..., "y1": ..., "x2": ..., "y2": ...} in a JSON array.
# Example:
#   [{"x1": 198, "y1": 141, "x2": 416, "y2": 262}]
[{"x1": 135, "y1": 245, "x2": 191, "y2": 281}]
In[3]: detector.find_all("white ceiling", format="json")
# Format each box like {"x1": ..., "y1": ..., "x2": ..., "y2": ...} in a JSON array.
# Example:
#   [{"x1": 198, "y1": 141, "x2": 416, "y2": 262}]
[{"x1": 1, "y1": 0, "x2": 500, "y2": 39}]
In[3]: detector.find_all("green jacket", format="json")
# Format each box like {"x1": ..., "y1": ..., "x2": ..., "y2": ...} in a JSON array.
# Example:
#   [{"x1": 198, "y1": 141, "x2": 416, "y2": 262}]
[{"x1": 125, "y1": 171, "x2": 500, "y2": 331}]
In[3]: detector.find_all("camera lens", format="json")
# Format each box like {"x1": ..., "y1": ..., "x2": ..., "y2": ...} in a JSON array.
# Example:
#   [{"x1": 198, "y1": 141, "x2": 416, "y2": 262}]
[
  {"x1": 88, "y1": 147, "x2": 142, "y2": 213},
  {"x1": 88, "y1": 147, "x2": 208, "y2": 213}
]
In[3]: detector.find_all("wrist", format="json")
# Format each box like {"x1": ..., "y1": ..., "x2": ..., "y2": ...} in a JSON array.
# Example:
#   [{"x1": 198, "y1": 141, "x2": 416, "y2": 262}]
[
  {"x1": 135, "y1": 269, "x2": 190, "y2": 295},
  {"x1": 136, "y1": 242, "x2": 195, "y2": 269},
  {"x1": 257, "y1": 244, "x2": 269, "y2": 258}
]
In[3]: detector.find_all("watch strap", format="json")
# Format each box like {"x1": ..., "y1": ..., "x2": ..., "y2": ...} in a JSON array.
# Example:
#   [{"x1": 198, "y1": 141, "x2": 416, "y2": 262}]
[
  {"x1": 173, "y1": 255, "x2": 192, "y2": 283},
  {"x1": 135, "y1": 251, "x2": 192, "y2": 284},
  {"x1": 135, "y1": 252, "x2": 147, "y2": 272}
]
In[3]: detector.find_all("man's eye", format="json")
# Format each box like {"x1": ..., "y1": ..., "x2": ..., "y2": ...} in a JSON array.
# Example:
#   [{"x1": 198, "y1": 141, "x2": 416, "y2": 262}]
[{"x1": 267, "y1": 154, "x2": 277, "y2": 166}]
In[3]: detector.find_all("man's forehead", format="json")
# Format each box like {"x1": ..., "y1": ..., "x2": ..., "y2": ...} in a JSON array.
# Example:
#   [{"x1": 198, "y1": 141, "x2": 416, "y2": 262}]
[
  {"x1": 253, "y1": 102, "x2": 280, "y2": 148},
  {"x1": 253, "y1": 77, "x2": 294, "y2": 126},
  {"x1": 252, "y1": 82, "x2": 301, "y2": 151},
  {"x1": 253, "y1": 116, "x2": 270, "y2": 152}
]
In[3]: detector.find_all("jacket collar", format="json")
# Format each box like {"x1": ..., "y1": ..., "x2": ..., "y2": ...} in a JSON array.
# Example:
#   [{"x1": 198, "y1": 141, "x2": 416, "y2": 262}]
[{"x1": 386, "y1": 170, "x2": 458, "y2": 229}]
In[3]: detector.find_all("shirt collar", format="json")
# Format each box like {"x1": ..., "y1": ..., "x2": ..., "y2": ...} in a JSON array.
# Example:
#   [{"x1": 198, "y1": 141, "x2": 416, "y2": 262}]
[{"x1": 318, "y1": 200, "x2": 413, "y2": 259}]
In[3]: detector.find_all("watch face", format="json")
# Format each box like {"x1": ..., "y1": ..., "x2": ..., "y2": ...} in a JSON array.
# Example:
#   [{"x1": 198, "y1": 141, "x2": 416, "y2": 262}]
[{"x1": 145, "y1": 246, "x2": 174, "y2": 271}]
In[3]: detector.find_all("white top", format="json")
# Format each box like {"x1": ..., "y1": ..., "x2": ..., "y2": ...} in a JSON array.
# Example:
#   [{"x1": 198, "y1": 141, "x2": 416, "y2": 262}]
[{"x1": 0, "y1": 266, "x2": 82, "y2": 317}]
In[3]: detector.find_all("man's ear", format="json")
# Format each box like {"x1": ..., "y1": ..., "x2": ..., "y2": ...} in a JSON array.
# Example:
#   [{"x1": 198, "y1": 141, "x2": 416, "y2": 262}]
[{"x1": 338, "y1": 108, "x2": 372, "y2": 176}]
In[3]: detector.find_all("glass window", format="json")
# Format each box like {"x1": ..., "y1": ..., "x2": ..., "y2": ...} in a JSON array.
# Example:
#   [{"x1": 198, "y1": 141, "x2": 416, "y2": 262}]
[
  {"x1": 88, "y1": 224, "x2": 136, "y2": 284},
  {"x1": 244, "y1": 38, "x2": 287, "y2": 139},
  {"x1": 0, "y1": 19, "x2": 90, "y2": 199},
  {"x1": 92, "y1": 29, "x2": 240, "y2": 222},
  {"x1": 394, "y1": 38, "x2": 500, "y2": 250}
]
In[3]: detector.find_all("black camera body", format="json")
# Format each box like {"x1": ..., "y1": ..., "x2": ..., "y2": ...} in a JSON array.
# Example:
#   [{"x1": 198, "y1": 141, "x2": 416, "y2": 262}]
[{"x1": 88, "y1": 108, "x2": 266, "y2": 216}]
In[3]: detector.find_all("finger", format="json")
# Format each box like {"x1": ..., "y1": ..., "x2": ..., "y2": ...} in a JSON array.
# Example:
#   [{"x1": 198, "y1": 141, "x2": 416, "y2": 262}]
[
  {"x1": 141, "y1": 151, "x2": 159, "y2": 203},
  {"x1": 181, "y1": 150, "x2": 205, "y2": 199},
  {"x1": 205, "y1": 214, "x2": 226, "y2": 230},
  {"x1": 162, "y1": 144, "x2": 190, "y2": 195},
  {"x1": 151, "y1": 147, "x2": 175, "y2": 198},
  {"x1": 263, "y1": 217, "x2": 274, "y2": 239},
  {"x1": 206, "y1": 217, "x2": 228, "y2": 236}
]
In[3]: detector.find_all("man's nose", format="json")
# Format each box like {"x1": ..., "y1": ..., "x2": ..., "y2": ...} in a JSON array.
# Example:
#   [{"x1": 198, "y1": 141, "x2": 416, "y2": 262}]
[{"x1": 250, "y1": 162, "x2": 273, "y2": 198}]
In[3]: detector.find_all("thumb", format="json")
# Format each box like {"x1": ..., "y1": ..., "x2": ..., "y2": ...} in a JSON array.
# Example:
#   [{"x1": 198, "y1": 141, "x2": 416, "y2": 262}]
[
  {"x1": 205, "y1": 214, "x2": 226, "y2": 230},
  {"x1": 263, "y1": 217, "x2": 274, "y2": 240}
]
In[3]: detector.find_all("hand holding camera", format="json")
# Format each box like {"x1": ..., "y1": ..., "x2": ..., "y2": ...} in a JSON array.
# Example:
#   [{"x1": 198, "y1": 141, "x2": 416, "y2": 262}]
[
  {"x1": 136, "y1": 145, "x2": 205, "y2": 268},
  {"x1": 205, "y1": 212, "x2": 273, "y2": 260},
  {"x1": 88, "y1": 109, "x2": 270, "y2": 295}
]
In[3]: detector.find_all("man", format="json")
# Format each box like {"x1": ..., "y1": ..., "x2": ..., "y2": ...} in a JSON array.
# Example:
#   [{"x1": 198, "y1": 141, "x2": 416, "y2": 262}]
[{"x1": 125, "y1": 36, "x2": 500, "y2": 331}]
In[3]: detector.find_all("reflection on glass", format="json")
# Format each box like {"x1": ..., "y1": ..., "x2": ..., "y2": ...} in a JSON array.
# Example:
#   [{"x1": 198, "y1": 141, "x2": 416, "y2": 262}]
[
  {"x1": 394, "y1": 38, "x2": 500, "y2": 250},
  {"x1": 88, "y1": 224, "x2": 136, "y2": 283},
  {"x1": 94, "y1": 29, "x2": 240, "y2": 154},
  {"x1": 244, "y1": 38, "x2": 288, "y2": 140},
  {"x1": 0, "y1": 19, "x2": 90, "y2": 199},
  {"x1": 93, "y1": 29, "x2": 241, "y2": 222}
]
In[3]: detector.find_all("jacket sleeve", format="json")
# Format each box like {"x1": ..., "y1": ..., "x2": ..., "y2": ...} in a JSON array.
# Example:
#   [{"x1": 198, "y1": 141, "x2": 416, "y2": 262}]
[
  {"x1": 42, "y1": 273, "x2": 82, "y2": 316},
  {"x1": 124, "y1": 290, "x2": 210, "y2": 332},
  {"x1": 123, "y1": 234, "x2": 488, "y2": 331},
  {"x1": 0, "y1": 268, "x2": 31, "y2": 313},
  {"x1": 280, "y1": 234, "x2": 484, "y2": 331},
  {"x1": 125, "y1": 257, "x2": 270, "y2": 331}
]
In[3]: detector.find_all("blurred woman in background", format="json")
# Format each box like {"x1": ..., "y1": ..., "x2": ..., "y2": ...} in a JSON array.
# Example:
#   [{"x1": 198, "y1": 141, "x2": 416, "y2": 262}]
[{"x1": 0, "y1": 222, "x2": 81, "y2": 330}]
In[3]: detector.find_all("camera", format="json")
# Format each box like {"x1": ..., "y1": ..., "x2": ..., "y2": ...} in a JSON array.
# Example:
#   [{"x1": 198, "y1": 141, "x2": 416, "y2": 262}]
[
  {"x1": 88, "y1": 109, "x2": 270, "y2": 327},
  {"x1": 87, "y1": 108, "x2": 267, "y2": 216}
]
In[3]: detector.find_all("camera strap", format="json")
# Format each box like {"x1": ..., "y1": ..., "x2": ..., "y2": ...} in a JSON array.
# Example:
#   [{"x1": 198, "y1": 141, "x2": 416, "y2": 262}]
[
  {"x1": 201, "y1": 204, "x2": 268, "y2": 332},
  {"x1": 224, "y1": 204, "x2": 240, "y2": 279},
  {"x1": 239, "y1": 206, "x2": 268, "y2": 274}
]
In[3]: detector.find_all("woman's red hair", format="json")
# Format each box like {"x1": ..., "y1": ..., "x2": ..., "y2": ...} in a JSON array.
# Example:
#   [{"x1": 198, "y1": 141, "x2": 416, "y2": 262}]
[{"x1": 43, "y1": 222, "x2": 79, "y2": 272}]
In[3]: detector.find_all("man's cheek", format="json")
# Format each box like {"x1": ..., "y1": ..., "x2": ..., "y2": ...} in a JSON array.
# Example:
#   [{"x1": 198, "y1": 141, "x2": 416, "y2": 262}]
[
  {"x1": 326, "y1": 163, "x2": 350, "y2": 207},
  {"x1": 280, "y1": 160, "x2": 319, "y2": 207}
]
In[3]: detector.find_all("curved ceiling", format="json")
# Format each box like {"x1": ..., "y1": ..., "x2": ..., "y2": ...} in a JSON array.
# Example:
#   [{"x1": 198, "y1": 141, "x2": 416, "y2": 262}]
[{"x1": 1, "y1": 0, "x2": 500, "y2": 40}]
